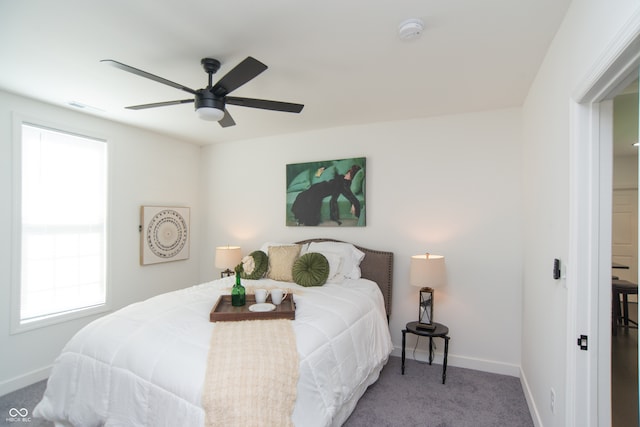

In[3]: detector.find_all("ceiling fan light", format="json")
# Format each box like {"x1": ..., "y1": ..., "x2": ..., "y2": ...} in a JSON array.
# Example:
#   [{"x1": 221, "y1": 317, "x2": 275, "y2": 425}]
[{"x1": 197, "y1": 106, "x2": 225, "y2": 121}]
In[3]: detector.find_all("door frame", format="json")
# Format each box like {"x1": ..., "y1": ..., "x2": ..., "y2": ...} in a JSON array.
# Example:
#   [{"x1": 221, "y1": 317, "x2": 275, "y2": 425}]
[{"x1": 569, "y1": 10, "x2": 640, "y2": 426}]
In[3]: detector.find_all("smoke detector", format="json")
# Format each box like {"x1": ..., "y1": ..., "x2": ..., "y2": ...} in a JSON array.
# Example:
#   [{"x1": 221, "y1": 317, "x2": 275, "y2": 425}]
[{"x1": 398, "y1": 18, "x2": 425, "y2": 40}]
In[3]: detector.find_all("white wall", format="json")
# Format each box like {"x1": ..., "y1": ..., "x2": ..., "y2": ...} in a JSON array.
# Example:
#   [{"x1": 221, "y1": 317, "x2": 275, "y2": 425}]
[
  {"x1": 0, "y1": 90, "x2": 202, "y2": 394},
  {"x1": 614, "y1": 156, "x2": 638, "y2": 189},
  {"x1": 613, "y1": 91, "x2": 638, "y2": 189},
  {"x1": 200, "y1": 108, "x2": 524, "y2": 375},
  {"x1": 521, "y1": 1, "x2": 640, "y2": 426}
]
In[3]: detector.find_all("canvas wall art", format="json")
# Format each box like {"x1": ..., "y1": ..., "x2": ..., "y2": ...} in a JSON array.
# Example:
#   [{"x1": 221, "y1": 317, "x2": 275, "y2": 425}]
[
  {"x1": 140, "y1": 206, "x2": 190, "y2": 265},
  {"x1": 286, "y1": 157, "x2": 366, "y2": 227}
]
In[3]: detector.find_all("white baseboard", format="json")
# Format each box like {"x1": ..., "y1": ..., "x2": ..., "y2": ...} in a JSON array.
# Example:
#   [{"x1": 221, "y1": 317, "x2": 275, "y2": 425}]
[
  {"x1": 391, "y1": 345, "x2": 521, "y2": 377},
  {"x1": 0, "y1": 366, "x2": 51, "y2": 397},
  {"x1": 520, "y1": 367, "x2": 543, "y2": 427}
]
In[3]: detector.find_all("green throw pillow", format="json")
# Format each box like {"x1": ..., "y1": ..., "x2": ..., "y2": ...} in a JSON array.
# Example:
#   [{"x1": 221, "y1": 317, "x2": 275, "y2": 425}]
[
  {"x1": 292, "y1": 252, "x2": 330, "y2": 287},
  {"x1": 241, "y1": 250, "x2": 269, "y2": 280}
]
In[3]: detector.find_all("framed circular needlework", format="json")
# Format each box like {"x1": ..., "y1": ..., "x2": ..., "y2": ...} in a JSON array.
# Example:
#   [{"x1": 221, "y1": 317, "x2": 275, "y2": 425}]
[{"x1": 140, "y1": 206, "x2": 190, "y2": 265}]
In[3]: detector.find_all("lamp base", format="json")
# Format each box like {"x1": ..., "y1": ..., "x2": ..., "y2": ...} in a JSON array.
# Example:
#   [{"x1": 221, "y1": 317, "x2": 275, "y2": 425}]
[
  {"x1": 220, "y1": 269, "x2": 234, "y2": 278},
  {"x1": 416, "y1": 322, "x2": 436, "y2": 331}
]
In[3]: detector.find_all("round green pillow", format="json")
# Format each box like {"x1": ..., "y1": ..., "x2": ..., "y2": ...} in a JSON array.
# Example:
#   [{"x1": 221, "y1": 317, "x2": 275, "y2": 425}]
[
  {"x1": 241, "y1": 250, "x2": 269, "y2": 280},
  {"x1": 292, "y1": 252, "x2": 329, "y2": 287}
]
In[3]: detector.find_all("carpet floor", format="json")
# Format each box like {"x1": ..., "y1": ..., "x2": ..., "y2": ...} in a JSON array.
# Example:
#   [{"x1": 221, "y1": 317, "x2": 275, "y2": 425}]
[
  {"x1": 1, "y1": 356, "x2": 533, "y2": 427},
  {"x1": 344, "y1": 356, "x2": 533, "y2": 427}
]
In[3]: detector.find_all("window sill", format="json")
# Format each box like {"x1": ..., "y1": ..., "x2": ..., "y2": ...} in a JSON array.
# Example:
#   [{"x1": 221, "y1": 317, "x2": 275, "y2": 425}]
[{"x1": 11, "y1": 303, "x2": 110, "y2": 335}]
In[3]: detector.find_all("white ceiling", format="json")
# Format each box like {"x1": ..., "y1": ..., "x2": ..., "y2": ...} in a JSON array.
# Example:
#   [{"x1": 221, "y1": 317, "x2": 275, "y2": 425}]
[{"x1": 0, "y1": 0, "x2": 571, "y2": 146}]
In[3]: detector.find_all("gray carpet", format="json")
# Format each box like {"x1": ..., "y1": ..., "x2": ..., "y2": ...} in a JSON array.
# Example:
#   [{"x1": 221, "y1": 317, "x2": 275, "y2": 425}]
[
  {"x1": 0, "y1": 356, "x2": 533, "y2": 427},
  {"x1": 344, "y1": 356, "x2": 533, "y2": 427},
  {"x1": 0, "y1": 380, "x2": 51, "y2": 427}
]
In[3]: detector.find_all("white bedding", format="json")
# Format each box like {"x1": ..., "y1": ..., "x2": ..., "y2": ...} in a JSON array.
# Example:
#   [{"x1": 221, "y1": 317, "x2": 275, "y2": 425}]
[{"x1": 34, "y1": 276, "x2": 393, "y2": 427}]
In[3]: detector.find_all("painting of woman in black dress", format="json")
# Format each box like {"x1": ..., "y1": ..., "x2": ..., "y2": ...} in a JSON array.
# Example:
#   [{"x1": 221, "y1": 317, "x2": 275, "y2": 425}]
[{"x1": 286, "y1": 157, "x2": 366, "y2": 227}]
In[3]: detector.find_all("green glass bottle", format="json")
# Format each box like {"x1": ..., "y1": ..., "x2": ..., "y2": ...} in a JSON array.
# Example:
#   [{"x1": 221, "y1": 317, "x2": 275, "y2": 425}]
[{"x1": 231, "y1": 273, "x2": 246, "y2": 306}]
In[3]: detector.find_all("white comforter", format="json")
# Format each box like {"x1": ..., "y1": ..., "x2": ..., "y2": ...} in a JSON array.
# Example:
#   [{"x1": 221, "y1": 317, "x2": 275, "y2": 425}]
[{"x1": 34, "y1": 277, "x2": 393, "y2": 427}]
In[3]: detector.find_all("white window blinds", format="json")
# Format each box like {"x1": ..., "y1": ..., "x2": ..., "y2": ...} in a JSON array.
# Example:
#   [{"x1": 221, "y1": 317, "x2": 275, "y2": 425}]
[{"x1": 19, "y1": 123, "x2": 107, "y2": 323}]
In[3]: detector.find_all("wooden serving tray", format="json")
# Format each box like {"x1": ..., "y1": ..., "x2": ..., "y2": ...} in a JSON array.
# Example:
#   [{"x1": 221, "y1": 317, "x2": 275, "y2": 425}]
[{"x1": 209, "y1": 294, "x2": 295, "y2": 322}]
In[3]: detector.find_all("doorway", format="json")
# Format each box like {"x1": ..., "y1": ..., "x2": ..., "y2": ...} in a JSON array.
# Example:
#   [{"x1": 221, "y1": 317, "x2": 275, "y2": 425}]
[
  {"x1": 611, "y1": 81, "x2": 639, "y2": 427},
  {"x1": 568, "y1": 22, "x2": 640, "y2": 427}
]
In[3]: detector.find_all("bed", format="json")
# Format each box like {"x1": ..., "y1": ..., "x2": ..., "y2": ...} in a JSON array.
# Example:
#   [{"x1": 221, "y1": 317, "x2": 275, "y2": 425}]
[{"x1": 34, "y1": 239, "x2": 394, "y2": 427}]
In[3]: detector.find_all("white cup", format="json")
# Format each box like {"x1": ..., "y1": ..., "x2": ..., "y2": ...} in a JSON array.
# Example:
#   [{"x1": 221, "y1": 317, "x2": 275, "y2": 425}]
[
  {"x1": 270, "y1": 289, "x2": 288, "y2": 305},
  {"x1": 255, "y1": 289, "x2": 269, "y2": 304}
]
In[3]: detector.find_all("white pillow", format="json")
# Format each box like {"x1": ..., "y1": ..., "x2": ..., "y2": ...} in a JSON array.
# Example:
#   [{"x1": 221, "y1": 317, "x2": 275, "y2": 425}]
[
  {"x1": 307, "y1": 242, "x2": 365, "y2": 279},
  {"x1": 310, "y1": 251, "x2": 344, "y2": 283}
]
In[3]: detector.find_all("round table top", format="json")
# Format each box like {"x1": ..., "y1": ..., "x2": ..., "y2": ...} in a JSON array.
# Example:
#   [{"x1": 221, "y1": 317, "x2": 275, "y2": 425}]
[
  {"x1": 405, "y1": 321, "x2": 449, "y2": 337},
  {"x1": 612, "y1": 279, "x2": 638, "y2": 293}
]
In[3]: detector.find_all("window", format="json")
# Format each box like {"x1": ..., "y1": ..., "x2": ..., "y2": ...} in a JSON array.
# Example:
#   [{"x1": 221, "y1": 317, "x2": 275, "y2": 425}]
[{"x1": 15, "y1": 122, "x2": 108, "y2": 328}]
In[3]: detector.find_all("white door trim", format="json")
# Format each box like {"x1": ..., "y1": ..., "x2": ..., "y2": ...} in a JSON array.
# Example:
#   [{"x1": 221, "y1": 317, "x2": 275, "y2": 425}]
[
  {"x1": 569, "y1": 9, "x2": 640, "y2": 427},
  {"x1": 567, "y1": 98, "x2": 611, "y2": 427}
]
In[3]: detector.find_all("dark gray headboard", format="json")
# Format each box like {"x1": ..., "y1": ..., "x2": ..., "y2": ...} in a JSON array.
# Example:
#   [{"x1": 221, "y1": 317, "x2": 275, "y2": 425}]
[{"x1": 295, "y1": 238, "x2": 394, "y2": 317}]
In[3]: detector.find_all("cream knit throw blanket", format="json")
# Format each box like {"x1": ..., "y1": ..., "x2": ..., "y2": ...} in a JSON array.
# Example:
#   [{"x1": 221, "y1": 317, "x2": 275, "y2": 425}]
[{"x1": 202, "y1": 319, "x2": 299, "y2": 427}]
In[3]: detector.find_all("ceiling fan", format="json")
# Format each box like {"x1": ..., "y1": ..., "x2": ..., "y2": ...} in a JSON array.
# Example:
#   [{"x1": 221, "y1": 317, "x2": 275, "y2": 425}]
[{"x1": 101, "y1": 56, "x2": 304, "y2": 127}]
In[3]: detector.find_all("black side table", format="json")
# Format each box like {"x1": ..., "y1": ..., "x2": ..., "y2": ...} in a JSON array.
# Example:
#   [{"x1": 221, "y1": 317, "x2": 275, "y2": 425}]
[{"x1": 402, "y1": 321, "x2": 450, "y2": 384}]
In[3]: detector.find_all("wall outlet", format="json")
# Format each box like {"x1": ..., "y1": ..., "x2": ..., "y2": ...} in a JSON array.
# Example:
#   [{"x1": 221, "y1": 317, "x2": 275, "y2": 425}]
[{"x1": 550, "y1": 388, "x2": 556, "y2": 414}]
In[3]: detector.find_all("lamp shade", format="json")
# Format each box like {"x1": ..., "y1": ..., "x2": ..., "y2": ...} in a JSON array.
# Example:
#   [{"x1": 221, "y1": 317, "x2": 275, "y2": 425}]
[
  {"x1": 215, "y1": 246, "x2": 242, "y2": 269},
  {"x1": 410, "y1": 253, "x2": 445, "y2": 288}
]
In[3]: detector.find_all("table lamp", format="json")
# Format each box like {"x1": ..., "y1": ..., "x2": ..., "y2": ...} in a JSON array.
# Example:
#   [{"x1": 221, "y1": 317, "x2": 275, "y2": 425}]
[
  {"x1": 410, "y1": 253, "x2": 445, "y2": 330},
  {"x1": 215, "y1": 246, "x2": 242, "y2": 278}
]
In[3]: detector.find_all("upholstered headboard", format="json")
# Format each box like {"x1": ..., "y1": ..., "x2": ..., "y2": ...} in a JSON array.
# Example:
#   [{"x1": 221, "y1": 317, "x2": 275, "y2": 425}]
[{"x1": 295, "y1": 238, "x2": 394, "y2": 317}]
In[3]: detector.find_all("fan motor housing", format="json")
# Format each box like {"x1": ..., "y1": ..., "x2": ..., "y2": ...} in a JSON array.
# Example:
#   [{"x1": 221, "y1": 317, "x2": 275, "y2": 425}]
[{"x1": 195, "y1": 89, "x2": 224, "y2": 110}]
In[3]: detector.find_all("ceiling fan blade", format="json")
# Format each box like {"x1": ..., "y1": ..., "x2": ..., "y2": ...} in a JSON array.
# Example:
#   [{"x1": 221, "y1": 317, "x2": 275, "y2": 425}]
[
  {"x1": 226, "y1": 97, "x2": 304, "y2": 113},
  {"x1": 101, "y1": 59, "x2": 198, "y2": 95},
  {"x1": 125, "y1": 99, "x2": 194, "y2": 110},
  {"x1": 211, "y1": 56, "x2": 268, "y2": 97},
  {"x1": 218, "y1": 109, "x2": 236, "y2": 127}
]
